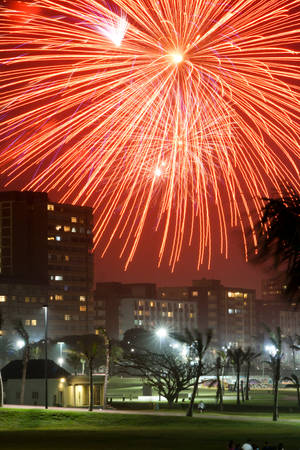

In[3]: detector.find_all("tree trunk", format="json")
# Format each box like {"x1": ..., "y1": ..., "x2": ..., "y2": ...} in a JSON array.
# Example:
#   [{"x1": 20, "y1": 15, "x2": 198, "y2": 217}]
[
  {"x1": 20, "y1": 346, "x2": 29, "y2": 405},
  {"x1": 241, "y1": 380, "x2": 245, "y2": 403},
  {"x1": 273, "y1": 359, "x2": 280, "y2": 421},
  {"x1": 216, "y1": 365, "x2": 223, "y2": 410},
  {"x1": 245, "y1": 363, "x2": 250, "y2": 400},
  {"x1": 236, "y1": 365, "x2": 240, "y2": 405},
  {"x1": 89, "y1": 361, "x2": 93, "y2": 412},
  {"x1": 0, "y1": 370, "x2": 3, "y2": 407},
  {"x1": 102, "y1": 336, "x2": 110, "y2": 409},
  {"x1": 186, "y1": 372, "x2": 200, "y2": 417}
]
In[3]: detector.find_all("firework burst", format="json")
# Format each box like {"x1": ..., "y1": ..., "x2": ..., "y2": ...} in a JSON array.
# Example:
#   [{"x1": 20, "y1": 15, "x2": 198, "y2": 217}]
[{"x1": 0, "y1": 0, "x2": 299, "y2": 269}]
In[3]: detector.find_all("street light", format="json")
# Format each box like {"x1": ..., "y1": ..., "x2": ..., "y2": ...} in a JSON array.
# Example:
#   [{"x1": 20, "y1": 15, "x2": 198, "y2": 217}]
[
  {"x1": 16, "y1": 339, "x2": 25, "y2": 350},
  {"x1": 155, "y1": 327, "x2": 168, "y2": 402},
  {"x1": 57, "y1": 342, "x2": 64, "y2": 366},
  {"x1": 43, "y1": 305, "x2": 48, "y2": 409}
]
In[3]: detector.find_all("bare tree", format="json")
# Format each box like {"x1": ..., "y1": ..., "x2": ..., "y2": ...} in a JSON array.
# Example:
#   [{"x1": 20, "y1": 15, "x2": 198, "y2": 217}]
[{"x1": 119, "y1": 347, "x2": 195, "y2": 407}]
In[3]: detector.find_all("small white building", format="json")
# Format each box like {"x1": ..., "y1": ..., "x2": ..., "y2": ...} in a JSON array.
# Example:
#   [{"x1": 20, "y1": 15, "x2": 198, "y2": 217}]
[{"x1": 2, "y1": 359, "x2": 104, "y2": 407}]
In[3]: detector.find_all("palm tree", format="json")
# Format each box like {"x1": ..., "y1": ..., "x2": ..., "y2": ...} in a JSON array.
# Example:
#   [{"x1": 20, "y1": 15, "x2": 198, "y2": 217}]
[
  {"x1": 265, "y1": 326, "x2": 283, "y2": 421},
  {"x1": 173, "y1": 329, "x2": 212, "y2": 417},
  {"x1": 253, "y1": 192, "x2": 300, "y2": 303},
  {"x1": 244, "y1": 347, "x2": 261, "y2": 401},
  {"x1": 215, "y1": 351, "x2": 227, "y2": 410},
  {"x1": 14, "y1": 320, "x2": 31, "y2": 405},
  {"x1": 227, "y1": 347, "x2": 246, "y2": 405},
  {"x1": 286, "y1": 335, "x2": 300, "y2": 370},
  {"x1": 98, "y1": 327, "x2": 111, "y2": 409},
  {"x1": 62, "y1": 335, "x2": 103, "y2": 411}
]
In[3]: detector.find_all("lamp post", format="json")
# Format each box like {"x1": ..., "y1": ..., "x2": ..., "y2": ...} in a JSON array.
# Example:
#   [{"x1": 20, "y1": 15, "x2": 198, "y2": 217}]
[{"x1": 43, "y1": 305, "x2": 48, "y2": 409}]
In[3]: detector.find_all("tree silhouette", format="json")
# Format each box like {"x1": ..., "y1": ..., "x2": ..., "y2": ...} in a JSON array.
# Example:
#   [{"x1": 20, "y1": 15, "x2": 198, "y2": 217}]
[{"x1": 253, "y1": 192, "x2": 300, "y2": 303}]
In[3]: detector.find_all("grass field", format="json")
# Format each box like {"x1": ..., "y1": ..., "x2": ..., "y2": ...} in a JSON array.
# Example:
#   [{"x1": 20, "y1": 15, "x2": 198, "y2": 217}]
[{"x1": 0, "y1": 409, "x2": 300, "y2": 450}]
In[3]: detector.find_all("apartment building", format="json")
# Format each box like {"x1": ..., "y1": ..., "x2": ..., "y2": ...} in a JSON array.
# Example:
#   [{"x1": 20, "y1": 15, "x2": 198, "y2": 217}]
[{"x1": 0, "y1": 191, "x2": 93, "y2": 339}]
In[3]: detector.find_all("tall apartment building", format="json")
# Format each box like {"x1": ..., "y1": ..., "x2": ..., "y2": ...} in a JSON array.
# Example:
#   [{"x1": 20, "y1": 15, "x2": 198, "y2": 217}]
[
  {"x1": 0, "y1": 191, "x2": 93, "y2": 340},
  {"x1": 159, "y1": 279, "x2": 256, "y2": 349}
]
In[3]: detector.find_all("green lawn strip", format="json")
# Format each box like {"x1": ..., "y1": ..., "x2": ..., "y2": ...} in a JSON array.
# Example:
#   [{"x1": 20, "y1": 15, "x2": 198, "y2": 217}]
[{"x1": 0, "y1": 410, "x2": 299, "y2": 449}]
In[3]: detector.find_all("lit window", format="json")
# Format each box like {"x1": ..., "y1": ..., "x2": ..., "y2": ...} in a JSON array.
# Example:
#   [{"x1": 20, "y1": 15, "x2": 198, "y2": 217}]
[
  {"x1": 49, "y1": 295, "x2": 54, "y2": 301},
  {"x1": 0, "y1": 295, "x2": 6, "y2": 302},
  {"x1": 162, "y1": 312, "x2": 166, "y2": 317},
  {"x1": 244, "y1": 293, "x2": 248, "y2": 299},
  {"x1": 162, "y1": 303, "x2": 167, "y2": 308},
  {"x1": 138, "y1": 300, "x2": 144, "y2": 306},
  {"x1": 48, "y1": 237, "x2": 55, "y2": 241},
  {"x1": 25, "y1": 319, "x2": 30, "y2": 326},
  {"x1": 71, "y1": 227, "x2": 76, "y2": 233},
  {"x1": 55, "y1": 236, "x2": 61, "y2": 241},
  {"x1": 71, "y1": 217, "x2": 77, "y2": 223},
  {"x1": 95, "y1": 329, "x2": 99, "y2": 335},
  {"x1": 47, "y1": 204, "x2": 54, "y2": 211},
  {"x1": 80, "y1": 296, "x2": 86, "y2": 302},
  {"x1": 55, "y1": 294, "x2": 63, "y2": 301},
  {"x1": 189, "y1": 313, "x2": 194, "y2": 318},
  {"x1": 25, "y1": 297, "x2": 30, "y2": 303},
  {"x1": 55, "y1": 225, "x2": 62, "y2": 231},
  {"x1": 64, "y1": 315, "x2": 71, "y2": 321},
  {"x1": 64, "y1": 226, "x2": 70, "y2": 232},
  {"x1": 80, "y1": 305, "x2": 87, "y2": 312},
  {"x1": 138, "y1": 311, "x2": 143, "y2": 316},
  {"x1": 178, "y1": 303, "x2": 183, "y2": 309},
  {"x1": 168, "y1": 312, "x2": 173, "y2": 318},
  {"x1": 192, "y1": 291, "x2": 198, "y2": 297},
  {"x1": 55, "y1": 275, "x2": 63, "y2": 281},
  {"x1": 150, "y1": 301, "x2": 155, "y2": 307},
  {"x1": 31, "y1": 320, "x2": 37, "y2": 326},
  {"x1": 65, "y1": 255, "x2": 70, "y2": 261}
]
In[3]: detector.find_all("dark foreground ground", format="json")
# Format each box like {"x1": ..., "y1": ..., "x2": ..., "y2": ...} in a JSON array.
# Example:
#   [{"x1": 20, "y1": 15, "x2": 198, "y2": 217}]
[{"x1": 0, "y1": 408, "x2": 300, "y2": 450}]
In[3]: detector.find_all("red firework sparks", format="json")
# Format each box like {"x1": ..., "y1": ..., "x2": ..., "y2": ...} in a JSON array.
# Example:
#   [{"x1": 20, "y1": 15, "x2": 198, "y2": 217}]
[{"x1": 0, "y1": 0, "x2": 299, "y2": 270}]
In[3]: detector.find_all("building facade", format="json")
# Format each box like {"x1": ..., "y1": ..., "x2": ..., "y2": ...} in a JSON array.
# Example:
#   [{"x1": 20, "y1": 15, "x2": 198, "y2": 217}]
[
  {"x1": 95, "y1": 279, "x2": 256, "y2": 348},
  {"x1": 0, "y1": 191, "x2": 93, "y2": 339}
]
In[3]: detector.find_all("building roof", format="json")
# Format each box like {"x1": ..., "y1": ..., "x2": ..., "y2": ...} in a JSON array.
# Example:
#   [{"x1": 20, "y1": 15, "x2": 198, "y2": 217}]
[{"x1": 1, "y1": 359, "x2": 70, "y2": 381}]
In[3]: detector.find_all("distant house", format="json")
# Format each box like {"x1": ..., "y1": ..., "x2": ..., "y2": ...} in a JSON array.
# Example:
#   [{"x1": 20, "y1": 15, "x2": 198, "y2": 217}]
[{"x1": 2, "y1": 359, "x2": 104, "y2": 407}]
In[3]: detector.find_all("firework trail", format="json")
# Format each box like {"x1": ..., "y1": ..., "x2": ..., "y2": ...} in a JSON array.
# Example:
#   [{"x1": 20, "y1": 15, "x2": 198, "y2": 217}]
[{"x1": 0, "y1": 0, "x2": 299, "y2": 269}]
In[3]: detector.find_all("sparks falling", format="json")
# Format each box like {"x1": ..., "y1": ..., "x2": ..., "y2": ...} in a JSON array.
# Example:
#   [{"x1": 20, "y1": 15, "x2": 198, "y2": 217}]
[{"x1": 0, "y1": 0, "x2": 299, "y2": 270}]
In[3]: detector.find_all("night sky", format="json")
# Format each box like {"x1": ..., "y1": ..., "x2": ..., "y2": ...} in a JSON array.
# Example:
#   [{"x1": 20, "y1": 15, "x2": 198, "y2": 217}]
[{"x1": 0, "y1": 0, "x2": 299, "y2": 297}]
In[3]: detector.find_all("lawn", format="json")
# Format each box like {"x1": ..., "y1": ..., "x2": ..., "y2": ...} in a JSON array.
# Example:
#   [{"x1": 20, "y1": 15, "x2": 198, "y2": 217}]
[{"x1": 0, "y1": 409, "x2": 300, "y2": 450}]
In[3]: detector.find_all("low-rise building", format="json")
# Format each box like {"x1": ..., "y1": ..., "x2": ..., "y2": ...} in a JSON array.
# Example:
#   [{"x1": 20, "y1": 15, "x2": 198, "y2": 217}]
[{"x1": 2, "y1": 359, "x2": 104, "y2": 407}]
